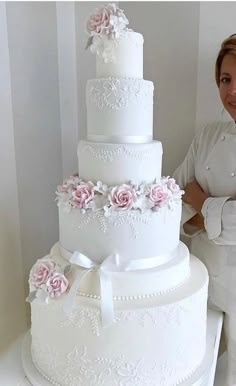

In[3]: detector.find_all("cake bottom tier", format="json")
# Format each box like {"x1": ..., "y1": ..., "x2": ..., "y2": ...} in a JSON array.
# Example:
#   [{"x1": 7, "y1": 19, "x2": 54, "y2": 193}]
[{"x1": 30, "y1": 255, "x2": 208, "y2": 386}]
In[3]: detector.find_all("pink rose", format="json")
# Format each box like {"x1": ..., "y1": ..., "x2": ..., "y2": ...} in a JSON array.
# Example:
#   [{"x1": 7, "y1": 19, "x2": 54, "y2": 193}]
[
  {"x1": 86, "y1": 5, "x2": 115, "y2": 34},
  {"x1": 71, "y1": 181, "x2": 94, "y2": 208},
  {"x1": 30, "y1": 259, "x2": 55, "y2": 288},
  {"x1": 109, "y1": 184, "x2": 137, "y2": 210},
  {"x1": 46, "y1": 273, "x2": 69, "y2": 298},
  {"x1": 149, "y1": 184, "x2": 169, "y2": 207},
  {"x1": 167, "y1": 178, "x2": 180, "y2": 193}
]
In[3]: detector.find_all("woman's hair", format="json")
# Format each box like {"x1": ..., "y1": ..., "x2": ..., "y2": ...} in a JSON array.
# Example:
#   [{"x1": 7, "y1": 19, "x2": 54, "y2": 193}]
[{"x1": 215, "y1": 34, "x2": 236, "y2": 87}]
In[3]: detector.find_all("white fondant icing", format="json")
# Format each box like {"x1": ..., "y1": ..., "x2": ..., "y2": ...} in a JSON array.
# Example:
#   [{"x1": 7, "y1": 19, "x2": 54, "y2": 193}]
[
  {"x1": 86, "y1": 78, "x2": 153, "y2": 141},
  {"x1": 58, "y1": 202, "x2": 182, "y2": 263},
  {"x1": 96, "y1": 31, "x2": 144, "y2": 78},
  {"x1": 78, "y1": 140, "x2": 162, "y2": 185},
  {"x1": 31, "y1": 256, "x2": 209, "y2": 386}
]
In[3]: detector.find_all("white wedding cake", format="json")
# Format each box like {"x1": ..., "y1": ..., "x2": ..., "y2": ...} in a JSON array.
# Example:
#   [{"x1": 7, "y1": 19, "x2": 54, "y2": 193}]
[{"x1": 26, "y1": 4, "x2": 209, "y2": 386}]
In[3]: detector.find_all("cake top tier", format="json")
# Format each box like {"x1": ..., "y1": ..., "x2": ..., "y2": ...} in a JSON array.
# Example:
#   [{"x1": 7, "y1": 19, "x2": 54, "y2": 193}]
[{"x1": 86, "y1": 3, "x2": 143, "y2": 78}]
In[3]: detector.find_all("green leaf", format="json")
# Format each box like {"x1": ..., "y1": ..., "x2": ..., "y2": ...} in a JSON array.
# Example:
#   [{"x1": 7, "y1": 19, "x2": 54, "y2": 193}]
[{"x1": 85, "y1": 36, "x2": 93, "y2": 50}]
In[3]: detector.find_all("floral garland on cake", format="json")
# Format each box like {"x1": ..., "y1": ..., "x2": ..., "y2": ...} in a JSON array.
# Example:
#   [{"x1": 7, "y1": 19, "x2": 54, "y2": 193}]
[
  {"x1": 56, "y1": 175, "x2": 184, "y2": 216},
  {"x1": 85, "y1": 3, "x2": 130, "y2": 62}
]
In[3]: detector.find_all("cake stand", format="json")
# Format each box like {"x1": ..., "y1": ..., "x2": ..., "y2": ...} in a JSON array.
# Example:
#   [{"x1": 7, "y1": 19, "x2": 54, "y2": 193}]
[{"x1": 22, "y1": 309, "x2": 221, "y2": 386}]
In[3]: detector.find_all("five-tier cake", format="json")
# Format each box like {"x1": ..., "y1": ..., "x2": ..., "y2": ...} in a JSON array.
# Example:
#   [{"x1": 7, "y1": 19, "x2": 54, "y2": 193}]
[{"x1": 26, "y1": 4, "x2": 209, "y2": 386}]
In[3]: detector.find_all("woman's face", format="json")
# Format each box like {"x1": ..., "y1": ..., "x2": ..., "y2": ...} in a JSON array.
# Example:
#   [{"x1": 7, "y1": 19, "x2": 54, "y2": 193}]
[{"x1": 219, "y1": 54, "x2": 236, "y2": 120}]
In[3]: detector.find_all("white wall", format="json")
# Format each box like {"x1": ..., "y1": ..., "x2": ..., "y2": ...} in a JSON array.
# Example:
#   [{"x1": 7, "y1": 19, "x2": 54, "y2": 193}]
[
  {"x1": 56, "y1": 1, "x2": 106, "y2": 178},
  {"x1": 0, "y1": 2, "x2": 26, "y2": 351},
  {"x1": 6, "y1": 2, "x2": 62, "y2": 283},
  {"x1": 56, "y1": 2, "x2": 79, "y2": 178},
  {"x1": 1, "y1": 1, "x2": 236, "y2": 351},
  {"x1": 0, "y1": 1, "x2": 62, "y2": 350}
]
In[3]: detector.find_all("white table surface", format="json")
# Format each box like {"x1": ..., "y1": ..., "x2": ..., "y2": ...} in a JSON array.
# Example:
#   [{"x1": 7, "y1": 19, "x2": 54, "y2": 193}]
[{"x1": 0, "y1": 308, "x2": 223, "y2": 386}]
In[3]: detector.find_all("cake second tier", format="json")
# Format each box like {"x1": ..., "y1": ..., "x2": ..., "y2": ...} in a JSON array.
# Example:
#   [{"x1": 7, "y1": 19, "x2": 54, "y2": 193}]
[
  {"x1": 78, "y1": 140, "x2": 162, "y2": 185},
  {"x1": 86, "y1": 78, "x2": 153, "y2": 143}
]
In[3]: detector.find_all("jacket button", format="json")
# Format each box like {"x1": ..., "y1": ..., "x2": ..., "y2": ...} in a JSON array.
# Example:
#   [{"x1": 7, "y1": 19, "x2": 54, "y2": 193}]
[
  {"x1": 205, "y1": 166, "x2": 210, "y2": 170},
  {"x1": 221, "y1": 135, "x2": 226, "y2": 141},
  {"x1": 231, "y1": 172, "x2": 236, "y2": 177}
]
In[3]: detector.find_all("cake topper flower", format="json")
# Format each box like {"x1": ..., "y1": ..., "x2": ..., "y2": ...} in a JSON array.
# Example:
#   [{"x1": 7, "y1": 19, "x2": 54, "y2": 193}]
[{"x1": 86, "y1": 3, "x2": 129, "y2": 62}]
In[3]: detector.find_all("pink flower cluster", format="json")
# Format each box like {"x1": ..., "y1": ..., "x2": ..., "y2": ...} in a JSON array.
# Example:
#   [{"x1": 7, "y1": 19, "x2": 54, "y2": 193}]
[
  {"x1": 29, "y1": 258, "x2": 69, "y2": 299},
  {"x1": 57, "y1": 175, "x2": 79, "y2": 193},
  {"x1": 86, "y1": 4, "x2": 115, "y2": 35},
  {"x1": 56, "y1": 176, "x2": 183, "y2": 213},
  {"x1": 86, "y1": 4, "x2": 128, "y2": 36},
  {"x1": 85, "y1": 4, "x2": 129, "y2": 58}
]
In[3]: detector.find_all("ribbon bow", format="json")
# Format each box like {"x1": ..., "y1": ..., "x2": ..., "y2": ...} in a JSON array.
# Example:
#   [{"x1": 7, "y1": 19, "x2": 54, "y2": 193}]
[
  {"x1": 64, "y1": 251, "x2": 130, "y2": 327},
  {"x1": 63, "y1": 248, "x2": 174, "y2": 327}
]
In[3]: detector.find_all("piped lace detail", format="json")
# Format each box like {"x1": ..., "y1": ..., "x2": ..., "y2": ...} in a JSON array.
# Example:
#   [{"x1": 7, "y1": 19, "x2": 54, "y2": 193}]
[
  {"x1": 31, "y1": 341, "x2": 203, "y2": 386},
  {"x1": 87, "y1": 79, "x2": 153, "y2": 110}
]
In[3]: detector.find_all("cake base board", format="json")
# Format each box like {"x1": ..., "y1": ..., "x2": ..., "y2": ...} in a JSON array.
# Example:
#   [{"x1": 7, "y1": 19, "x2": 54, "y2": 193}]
[{"x1": 21, "y1": 312, "x2": 216, "y2": 386}]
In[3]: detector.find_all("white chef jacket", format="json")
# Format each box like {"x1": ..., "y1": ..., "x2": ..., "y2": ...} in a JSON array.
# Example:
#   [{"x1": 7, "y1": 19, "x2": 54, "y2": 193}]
[{"x1": 173, "y1": 120, "x2": 236, "y2": 314}]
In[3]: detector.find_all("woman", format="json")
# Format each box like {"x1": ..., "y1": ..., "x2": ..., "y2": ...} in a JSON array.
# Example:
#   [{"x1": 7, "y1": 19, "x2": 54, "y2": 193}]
[{"x1": 173, "y1": 34, "x2": 236, "y2": 385}]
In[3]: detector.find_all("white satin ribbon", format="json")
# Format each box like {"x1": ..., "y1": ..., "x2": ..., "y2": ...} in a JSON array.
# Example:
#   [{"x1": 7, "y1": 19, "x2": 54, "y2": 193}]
[
  {"x1": 63, "y1": 248, "x2": 174, "y2": 327},
  {"x1": 64, "y1": 252, "x2": 126, "y2": 327},
  {"x1": 87, "y1": 134, "x2": 152, "y2": 144}
]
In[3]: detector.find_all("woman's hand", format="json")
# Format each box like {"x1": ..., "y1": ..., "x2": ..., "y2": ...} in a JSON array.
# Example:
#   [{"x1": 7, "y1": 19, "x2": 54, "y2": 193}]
[
  {"x1": 183, "y1": 179, "x2": 209, "y2": 214},
  {"x1": 186, "y1": 213, "x2": 205, "y2": 229}
]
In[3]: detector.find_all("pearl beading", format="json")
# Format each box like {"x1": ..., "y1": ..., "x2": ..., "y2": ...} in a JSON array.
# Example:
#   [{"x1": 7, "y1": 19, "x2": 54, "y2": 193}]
[
  {"x1": 32, "y1": 350, "x2": 61, "y2": 386},
  {"x1": 76, "y1": 271, "x2": 190, "y2": 301}
]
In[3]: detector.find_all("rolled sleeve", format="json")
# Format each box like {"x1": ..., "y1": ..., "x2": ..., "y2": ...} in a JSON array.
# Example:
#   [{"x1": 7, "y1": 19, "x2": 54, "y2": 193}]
[{"x1": 201, "y1": 196, "x2": 231, "y2": 240}]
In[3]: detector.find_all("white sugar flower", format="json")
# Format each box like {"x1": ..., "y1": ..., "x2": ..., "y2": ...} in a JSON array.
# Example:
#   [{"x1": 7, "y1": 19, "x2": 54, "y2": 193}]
[
  {"x1": 133, "y1": 196, "x2": 154, "y2": 212},
  {"x1": 94, "y1": 181, "x2": 108, "y2": 194}
]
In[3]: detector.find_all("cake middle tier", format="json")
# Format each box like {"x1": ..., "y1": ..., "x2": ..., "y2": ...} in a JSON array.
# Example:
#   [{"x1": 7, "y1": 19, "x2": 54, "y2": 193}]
[
  {"x1": 78, "y1": 140, "x2": 162, "y2": 185},
  {"x1": 86, "y1": 78, "x2": 154, "y2": 143},
  {"x1": 58, "y1": 200, "x2": 181, "y2": 264}
]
